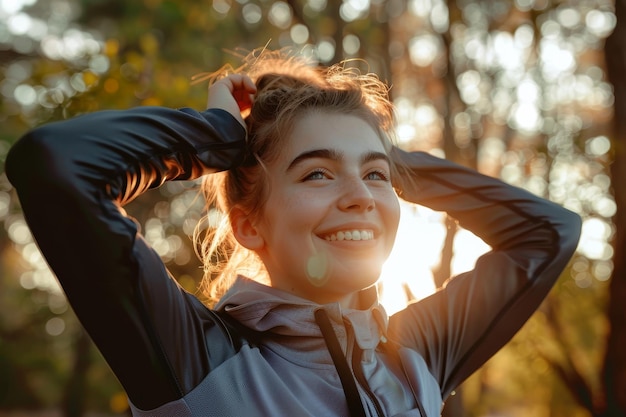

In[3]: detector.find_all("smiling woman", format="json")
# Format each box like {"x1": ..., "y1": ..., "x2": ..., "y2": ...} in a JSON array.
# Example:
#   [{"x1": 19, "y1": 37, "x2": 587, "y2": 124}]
[
  {"x1": 223, "y1": 112, "x2": 400, "y2": 307},
  {"x1": 5, "y1": 48, "x2": 581, "y2": 417}
]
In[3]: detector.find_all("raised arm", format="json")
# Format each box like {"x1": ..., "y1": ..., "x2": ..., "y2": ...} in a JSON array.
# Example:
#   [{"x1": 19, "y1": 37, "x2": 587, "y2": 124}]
[
  {"x1": 388, "y1": 148, "x2": 582, "y2": 398},
  {"x1": 6, "y1": 100, "x2": 246, "y2": 408}
]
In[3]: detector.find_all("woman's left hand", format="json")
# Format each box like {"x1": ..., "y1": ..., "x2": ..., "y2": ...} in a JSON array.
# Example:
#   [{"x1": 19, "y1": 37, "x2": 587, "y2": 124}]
[{"x1": 207, "y1": 74, "x2": 257, "y2": 128}]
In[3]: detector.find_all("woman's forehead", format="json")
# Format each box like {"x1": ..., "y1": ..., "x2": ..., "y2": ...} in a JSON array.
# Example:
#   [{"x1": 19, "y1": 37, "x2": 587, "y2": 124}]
[{"x1": 283, "y1": 112, "x2": 387, "y2": 155}]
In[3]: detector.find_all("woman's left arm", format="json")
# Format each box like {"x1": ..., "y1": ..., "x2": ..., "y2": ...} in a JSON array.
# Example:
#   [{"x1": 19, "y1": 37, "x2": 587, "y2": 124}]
[{"x1": 388, "y1": 148, "x2": 582, "y2": 398}]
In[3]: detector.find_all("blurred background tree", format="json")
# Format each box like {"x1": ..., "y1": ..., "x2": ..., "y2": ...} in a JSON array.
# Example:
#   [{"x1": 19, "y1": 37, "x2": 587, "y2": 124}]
[{"x1": 0, "y1": 0, "x2": 620, "y2": 416}]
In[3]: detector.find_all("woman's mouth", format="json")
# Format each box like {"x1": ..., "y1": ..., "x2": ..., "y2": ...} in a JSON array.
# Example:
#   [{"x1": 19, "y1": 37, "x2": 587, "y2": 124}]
[{"x1": 323, "y1": 230, "x2": 374, "y2": 241}]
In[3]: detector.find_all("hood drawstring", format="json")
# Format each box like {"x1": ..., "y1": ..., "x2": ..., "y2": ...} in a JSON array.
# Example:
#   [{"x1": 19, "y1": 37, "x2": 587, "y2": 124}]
[{"x1": 314, "y1": 309, "x2": 367, "y2": 417}]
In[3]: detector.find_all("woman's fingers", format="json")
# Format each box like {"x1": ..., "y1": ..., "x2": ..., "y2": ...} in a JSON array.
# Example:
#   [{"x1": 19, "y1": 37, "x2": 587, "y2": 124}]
[
  {"x1": 207, "y1": 74, "x2": 257, "y2": 126},
  {"x1": 229, "y1": 74, "x2": 257, "y2": 116},
  {"x1": 228, "y1": 73, "x2": 257, "y2": 95}
]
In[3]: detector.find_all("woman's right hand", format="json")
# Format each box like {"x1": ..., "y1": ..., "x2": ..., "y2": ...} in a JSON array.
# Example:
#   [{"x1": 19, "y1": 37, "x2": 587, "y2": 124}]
[{"x1": 207, "y1": 74, "x2": 257, "y2": 128}]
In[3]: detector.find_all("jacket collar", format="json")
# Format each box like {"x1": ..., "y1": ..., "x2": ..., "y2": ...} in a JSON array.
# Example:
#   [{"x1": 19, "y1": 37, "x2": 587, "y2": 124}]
[{"x1": 215, "y1": 276, "x2": 389, "y2": 355}]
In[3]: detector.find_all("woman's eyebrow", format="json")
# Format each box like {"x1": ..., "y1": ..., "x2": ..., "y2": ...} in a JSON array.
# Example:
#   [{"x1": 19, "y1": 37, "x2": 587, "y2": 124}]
[
  {"x1": 286, "y1": 149, "x2": 390, "y2": 172},
  {"x1": 362, "y1": 151, "x2": 391, "y2": 166},
  {"x1": 286, "y1": 149, "x2": 342, "y2": 172}
]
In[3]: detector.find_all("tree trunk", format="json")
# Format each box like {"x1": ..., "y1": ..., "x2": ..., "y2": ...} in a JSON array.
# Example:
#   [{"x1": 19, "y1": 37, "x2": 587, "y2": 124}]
[{"x1": 600, "y1": 0, "x2": 626, "y2": 414}]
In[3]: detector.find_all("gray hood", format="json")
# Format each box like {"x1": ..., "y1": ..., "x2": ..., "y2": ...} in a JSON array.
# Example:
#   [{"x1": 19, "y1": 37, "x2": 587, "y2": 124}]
[{"x1": 215, "y1": 276, "x2": 390, "y2": 364}]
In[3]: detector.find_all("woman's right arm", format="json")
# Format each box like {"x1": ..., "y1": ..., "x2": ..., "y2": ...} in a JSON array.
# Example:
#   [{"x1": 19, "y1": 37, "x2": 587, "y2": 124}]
[
  {"x1": 388, "y1": 148, "x2": 581, "y2": 399},
  {"x1": 6, "y1": 105, "x2": 246, "y2": 409}
]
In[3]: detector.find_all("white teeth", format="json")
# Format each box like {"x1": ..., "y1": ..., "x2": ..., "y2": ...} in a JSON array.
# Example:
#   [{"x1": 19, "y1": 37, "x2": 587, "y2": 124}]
[{"x1": 324, "y1": 230, "x2": 374, "y2": 241}]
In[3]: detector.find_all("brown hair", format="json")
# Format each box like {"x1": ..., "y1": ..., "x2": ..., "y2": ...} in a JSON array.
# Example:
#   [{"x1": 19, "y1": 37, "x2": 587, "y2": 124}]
[{"x1": 194, "y1": 48, "x2": 404, "y2": 305}]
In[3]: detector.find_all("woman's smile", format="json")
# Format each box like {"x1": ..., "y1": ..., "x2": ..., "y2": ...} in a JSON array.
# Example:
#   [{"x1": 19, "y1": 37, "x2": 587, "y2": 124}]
[{"x1": 321, "y1": 229, "x2": 375, "y2": 241}]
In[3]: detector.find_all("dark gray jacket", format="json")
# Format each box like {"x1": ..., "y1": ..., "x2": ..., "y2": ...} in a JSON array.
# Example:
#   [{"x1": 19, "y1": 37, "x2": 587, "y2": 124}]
[{"x1": 6, "y1": 106, "x2": 582, "y2": 416}]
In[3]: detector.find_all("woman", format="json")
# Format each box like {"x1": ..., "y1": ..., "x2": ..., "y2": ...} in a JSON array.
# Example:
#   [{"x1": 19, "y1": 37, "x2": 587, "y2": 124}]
[{"x1": 6, "y1": 50, "x2": 581, "y2": 416}]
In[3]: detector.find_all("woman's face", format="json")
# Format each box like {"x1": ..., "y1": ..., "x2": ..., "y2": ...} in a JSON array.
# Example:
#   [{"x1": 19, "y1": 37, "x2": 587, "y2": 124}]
[{"x1": 247, "y1": 112, "x2": 401, "y2": 305}]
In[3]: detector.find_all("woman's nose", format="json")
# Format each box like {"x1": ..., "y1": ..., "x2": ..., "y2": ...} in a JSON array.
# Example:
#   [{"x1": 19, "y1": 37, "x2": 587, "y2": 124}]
[{"x1": 338, "y1": 178, "x2": 375, "y2": 212}]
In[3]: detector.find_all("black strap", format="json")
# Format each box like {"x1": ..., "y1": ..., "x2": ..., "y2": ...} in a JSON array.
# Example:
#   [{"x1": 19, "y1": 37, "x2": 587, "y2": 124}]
[{"x1": 314, "y1": 309, "x2": 367, "y2": 417}]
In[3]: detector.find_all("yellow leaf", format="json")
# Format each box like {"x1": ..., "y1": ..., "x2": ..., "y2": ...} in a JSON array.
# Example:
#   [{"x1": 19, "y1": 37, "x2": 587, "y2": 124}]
[
  {"x1": 140, "y1": 33, "x2": 159, "y2": 56},
  {"x1": 104, "y1": 78, "x2": 119, "y2": 94},
  {"x1": 174, "y1": 76, "x2": 190, "y2": 95},
  {"x1": 142, "y1": 96, "x2": 162, "y2": 106},
  {"x1": 110, "y1": 391, "x2": 129, "y2": 413},
  {"x1": 82, "y1": 71, "x2": 99, "y2": 87},
  {"x1": 104, "y1": 39, "x2": 120, "y2": 57}
]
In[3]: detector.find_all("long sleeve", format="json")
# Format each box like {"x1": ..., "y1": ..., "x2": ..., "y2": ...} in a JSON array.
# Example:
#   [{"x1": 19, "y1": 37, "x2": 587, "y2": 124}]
[
  {"x1": 388, "y1": 149, "x2": 582, "y2": 399},
  {"x1": 5, "y1": 107, "x2": 246, "y2": 409}
]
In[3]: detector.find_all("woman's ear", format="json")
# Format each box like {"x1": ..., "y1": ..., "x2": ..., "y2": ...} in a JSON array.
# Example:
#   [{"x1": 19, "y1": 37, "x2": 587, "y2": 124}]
[{"x1": 230, "y1": 206, "x2": 264, "y2": 251}]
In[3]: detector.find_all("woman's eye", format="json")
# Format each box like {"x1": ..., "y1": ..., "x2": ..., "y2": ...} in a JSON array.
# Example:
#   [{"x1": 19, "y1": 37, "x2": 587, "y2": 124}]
[
  {"x1": 303, "y1": 169, "x2": 330, "y2": 181},
  {"x1": 365, "y1": 170, "x2": 389, "y2": 181}
]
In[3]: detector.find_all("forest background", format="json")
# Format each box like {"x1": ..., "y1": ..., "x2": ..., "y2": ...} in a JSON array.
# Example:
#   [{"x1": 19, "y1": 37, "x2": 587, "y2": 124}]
[{"x1": 0, "y1": 0, "x2": 624, "y2": 416}]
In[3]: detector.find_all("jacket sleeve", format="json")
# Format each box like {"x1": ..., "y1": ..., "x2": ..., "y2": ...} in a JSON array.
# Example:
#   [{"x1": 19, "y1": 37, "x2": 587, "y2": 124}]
[
  {"x1": 387, "y1": 148, "x2": 582, "y2": 399},
  {"x1": 5, "y1": 107, "x2": 246, "y2": 410}
]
